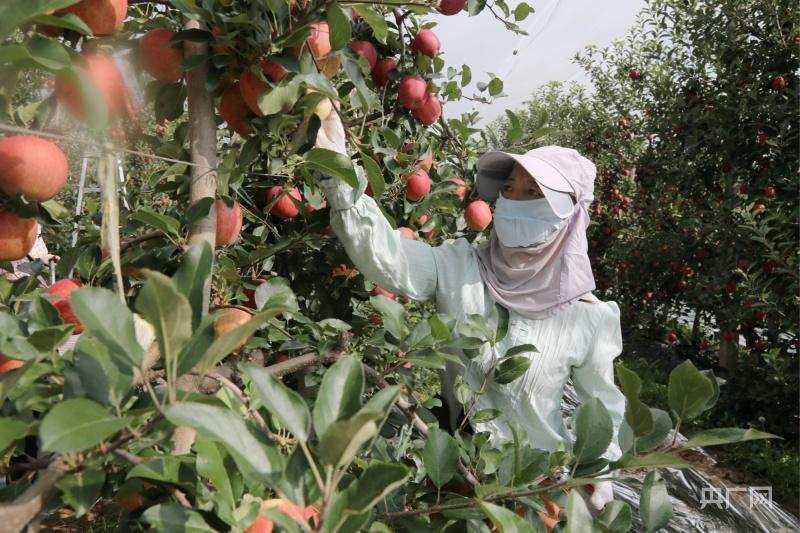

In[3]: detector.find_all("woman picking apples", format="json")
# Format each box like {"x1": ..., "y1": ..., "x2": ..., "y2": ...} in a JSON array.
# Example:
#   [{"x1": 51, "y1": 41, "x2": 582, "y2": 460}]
[{"x1": 313, "y1": 107, "x2": 624, "y2": 517}]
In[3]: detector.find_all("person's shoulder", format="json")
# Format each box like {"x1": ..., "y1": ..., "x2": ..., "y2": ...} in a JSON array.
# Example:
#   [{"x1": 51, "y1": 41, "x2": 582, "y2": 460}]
[{"x1": 579, "y1": 294, "x2": 621, "y2": 325}]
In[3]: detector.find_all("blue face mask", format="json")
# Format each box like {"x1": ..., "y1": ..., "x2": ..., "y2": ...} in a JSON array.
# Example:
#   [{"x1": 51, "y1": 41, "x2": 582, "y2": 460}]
[{"x1": 493, "y1": 195, "x2": 565, "y2": 247}]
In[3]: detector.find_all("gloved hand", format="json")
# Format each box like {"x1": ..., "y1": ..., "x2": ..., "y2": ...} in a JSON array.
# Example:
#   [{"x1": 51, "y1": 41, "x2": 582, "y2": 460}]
[
  {"x1": 314, "y1": 99, "x2": 347, "y2": 155},
  {"x1": 583, "y1": 480, "x2": 615, "y2": 513}
]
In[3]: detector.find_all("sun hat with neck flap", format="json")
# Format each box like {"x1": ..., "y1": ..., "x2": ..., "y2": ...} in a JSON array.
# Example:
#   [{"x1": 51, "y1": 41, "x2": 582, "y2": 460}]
[{"x1": 473, "y1": 145, "x2": 599, "y2": 319}]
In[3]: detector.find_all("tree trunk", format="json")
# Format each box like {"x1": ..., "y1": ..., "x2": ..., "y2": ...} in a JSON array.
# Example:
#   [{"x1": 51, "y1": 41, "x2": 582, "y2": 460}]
[
  {"x1": 174, "y1": 16, "x2": 219, "y2": 455},
  {"x1": 183, "y1": 16, "x2": 218, "y2": 315},
  {"x1": 719, "y1": 335, "x2": 739, "y2": 372}
]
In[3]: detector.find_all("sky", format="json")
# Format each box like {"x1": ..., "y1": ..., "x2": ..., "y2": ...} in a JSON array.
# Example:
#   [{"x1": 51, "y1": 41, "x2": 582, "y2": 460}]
[{"x1": 431, "y1": 0, "x2": 647, "y2": 123}]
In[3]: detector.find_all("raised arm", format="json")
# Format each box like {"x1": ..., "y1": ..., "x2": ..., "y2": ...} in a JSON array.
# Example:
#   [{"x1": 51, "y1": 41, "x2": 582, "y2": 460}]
[{"x1": 313, "y1": 105, "x2": 438, "y2": 302}]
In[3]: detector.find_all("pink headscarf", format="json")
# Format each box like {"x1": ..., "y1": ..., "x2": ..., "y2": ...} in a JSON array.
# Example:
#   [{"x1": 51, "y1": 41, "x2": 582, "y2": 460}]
[{"x1": 474, "y1": 146, "x2": 597, "y2": 319}]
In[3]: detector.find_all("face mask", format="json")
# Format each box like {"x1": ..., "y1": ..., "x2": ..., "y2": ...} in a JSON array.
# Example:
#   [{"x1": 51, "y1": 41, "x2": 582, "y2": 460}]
[{"x1": 493, "y1": 195, "x2": 565, "y2": 247}]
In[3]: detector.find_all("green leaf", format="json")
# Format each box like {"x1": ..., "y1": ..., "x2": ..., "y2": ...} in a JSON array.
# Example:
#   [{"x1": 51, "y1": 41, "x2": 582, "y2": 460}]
[
  {"x1": 74, "y1": 340, "x2": 133, "y2": 407},
  {"x1": 479, "y1": 501, "x2": 536, "y2": 532},
  {"x1": 241, "y1": 364, "x2": 311, "y2": 442},
  {"x1": 25, "y1": 36, "x2": 72, "y2": 69},
  {"x1": 258, "y1": 79, "x2": 301, "y2": 116},
  {"x1": 564, "y1": 488, "x2": 594, "y2": 533},
  {"x1": 326, "y1": 2, "x2": 351, "y2": 51},
  {"x1": 142, "y1": 503, "x2": 217, "y2": 533},
  {"x1": 369, "y1": 294, "x2": 407, "y2": 340},
  {"x1": 305, "y1": 148, "x2": 358, "y2": 189},
  {"x1": 357, "y1": 5, "x2": 388, "y2": 43},
  {"x1": 56, "y1": 468, "x2": 105, "y2": 518},
  {"x1": 136, "y1": 270, "x2": 192, "y2": 374},
  {"x1": 640, "y1": 470, "x2": 673, "y2": 532},
  {"x1": 27, "y1": 325, "x2": 74, "y2": 353},
  {"x1": 359, "y1": 152, "x2": 385, "y2": 199},
  {"x1": 683, "y1": 427, "x2": 779, "y2": 449},
  {"x1": 617, "y1": 363, "x2": 654, "y2": 437},
  {"x1": 422, "y1": 428, "x2": 459, "y2": 488},
  {"x1": 668, "y1": 360, "x2": 714, "y2": 421},
  {"x1": 634, "y1": 408, "x2": 672, "y2": 453},
  {"x1": 71, "y1": 288, "x2": 144, "y2": 368},
  {"x1": 128, "y1": 209, "x2": 180, "y2": 237},
  {"x1": 609, "y1": 452, "x2": 690, "y2": 470},
  {"x1": 319, "y1": 411, "x2": 381, "y2": 469},
  {"x1": 175, "y1": 314, "x2": 216, "y2": 377},
  {"x1": 196, "y1": 440, "x2": 235, "y2": 510},
  {"x1": 164, "y1": 402, "x2": 281, "y2": 481},
  {"x1": 345, "y1": 462, "x2": 410, "y2": 513},
  {"x1": 254, "y1": 277, "x2": 299, "y2": 313},
  {"x1": 313, "y1": 356, "x2": 364, "y2": 438},
  {"x1": 596, "y1": 501, "x2": 632, "y2": 533},
  {"x1": 513, "y1": 2, "x2": 533, "y2": 21},
  {"x1": 0, "y1": 0, "x2": 81, "y2": 41},
  {"x1": 173, "y1": 242, "x2": 213, "y2": 328},
  {"x1": 0, "y1": 418, "x2": 30, "y2": 452},
  {"x1": 488, "y1": 77, "x2": 503, "y2": 97},
  {"x1": 40, "y1": 398, "x2": 129, "y2": 453},
  {"x1": 504, "y1": 343, "x2": 538, "y2": 358},
  {"x1": 573, "y1": 398, "x2": 613, "y2": 464},
  {"x1": 0, "y1": 312, "x2": 39, "y2": 361},
  {"x1": 494, "y1": 355, "x2": 530, "y2": 385},
  {"x1": 461, "y1": 64, "x2": 472, "y2": 87},
  {"x1": 472, "y1": 408, "x2": 501, "y2": 423}
]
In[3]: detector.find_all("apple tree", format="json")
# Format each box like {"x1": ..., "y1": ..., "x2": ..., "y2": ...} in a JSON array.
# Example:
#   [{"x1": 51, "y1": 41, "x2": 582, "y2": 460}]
[{"x1": 0, "y1": 0, "x2": 780, "y2": 531}]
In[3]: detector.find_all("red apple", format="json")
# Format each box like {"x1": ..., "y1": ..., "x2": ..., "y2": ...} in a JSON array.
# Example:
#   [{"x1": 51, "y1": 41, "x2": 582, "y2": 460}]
[
  {"x1": 219, "y1": 84, "x2": 253, "y2": 136},
  {"x1": 763, "y1": 186, "x2": 776, "y2": 198},
  {"x1": 757, "y1": 133, "x2": 768, "y2": 144},
  {"x1": 398, "y1": 227, "x2": 417, "y2": 240},
  {"x1": 411, "y1": 29, "x2": 440, "y2": 58},
  {"x1": 332, "y1": 264, "x2": 354, "y2": 277},
  {"x1": 372, "y1": 286, "x2": 396, "y2": 300},
  {"x1": 47, "y1": 279, "x2": 84, "y2": 334},
  {"x1": 771, "y1": 76, "x2": 785, "y2": 90},
  {"x1": 56, "y1": 53, "x2": 133, "y2": 120},
  {"x1": 412, "y1": 93, "x2": 441, "y2": 125},
  {"x1": 350, "y1": 41, "x2": 377, "y2": 69},
  {"x1": 244, "y1": 278, "x2": 268, "y2": 309},
  {"x1": 57, "y1": 0, "x2": 127, "y2": 35},
  {"x1": 213, "y1": 307, "x2": 253, "y2": 350},
  {"x1": 437, "y1": 0, "x2": 465, "y2": 15},
  {"x1": 666, "y1": 332, "x2": 678, "y2": 344},
  {"x1": 0, "y1": 136, "x2": 68, "y2": 202},
  {"x1": 465, "y1": 200, "x2": 492, "y2": 231},
  {"x1": 307, "y1": 23, "x2": 331, "y2": 58},
  {"x1": 371, "y1": 58, "x2": 397, "y2": 87},
  {"x1": 215, "y1": 198, "x2": 243, "y2": 246},
  {"x1": 753, "y1": 202, "x2": 766, "y2": 211},
  {"x1": 0, "y1": 354, "x2": 24, "y2": 375},
  {"x1": 398, "y1": 75, "x2": 428, "y2": 110},
  {"x1": 140, "y1": 28, "x2": 183, "y2": 83},
  {"x1": 0, "y1": 212, "x2": 38, "y2": 262},
  {"x1": 260, "y1": 59, "x2": 288, "y2": 82},
  {"x1": 448, "y1": 176, "x2": 468, "y2": 202},
  {"x1": 237, "y1": 61, "x2": 287, "y2": 114},
  {"x1": 404, "y1": 170, "x2": 431, "y2": 202},
  {"x1": 266, "y1": 186, "x2": 302, "y2": 219},
  {"x1": 239, "y1": 69, "x2": 270, "y2": 117},
  {"x1": 725, "y1": 282, "x2": 737, "y2": 293},
  {"x1": 678, "y1": 280, "x2": 688, "y2": 291},
  {"x1": 629, "y1": 68, "x2": 641, "y2": 80}
]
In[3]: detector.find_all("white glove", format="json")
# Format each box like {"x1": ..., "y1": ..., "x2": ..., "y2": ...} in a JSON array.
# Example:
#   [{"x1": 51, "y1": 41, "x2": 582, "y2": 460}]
[
  {"x1": 314, "y1": 101, "x2": 347, "y2": 155},
  {"x1": 585, "y1": 480, "x2": 615, "y2": 512}
]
